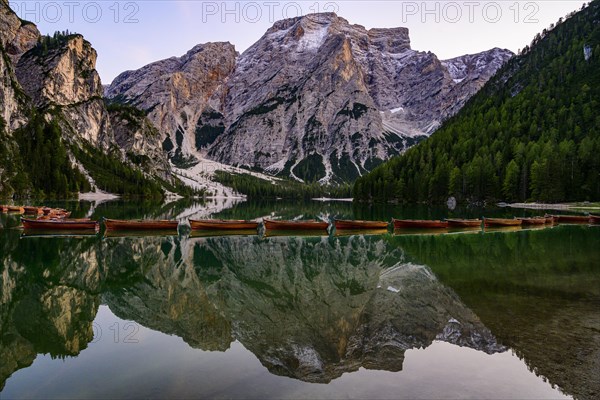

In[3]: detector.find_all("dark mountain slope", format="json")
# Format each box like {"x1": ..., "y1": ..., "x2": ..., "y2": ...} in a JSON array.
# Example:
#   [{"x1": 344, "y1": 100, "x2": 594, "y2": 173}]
[{"x1": 354, "y1": 1, "x2": 600, "y2": 203}]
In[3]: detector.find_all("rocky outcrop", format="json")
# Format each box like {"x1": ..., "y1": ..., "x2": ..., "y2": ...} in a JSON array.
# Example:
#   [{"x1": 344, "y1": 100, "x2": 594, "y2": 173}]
[
  {"x1": 108, "y1": 107, "x2": 172, "y2": 179},
  {"x1": 0, "y1": 1, "x2": 181, "y2": 193},
  {"x1": 441, "y1": 47, "x2": 514, "y2": 117},
  {"x1": 208, "y1": 15, "x2": 387, "y2": 183},
  {"x1": 107, "y1": 13, "x2": 512, "y2": 183},
  {"x1": 0, "y1": 1, "x2": 37, "y2": 194},
  {"x1": 16, "y1": 35, "x2": 102, "y2": 107},
  {"x1": 0, "y1": 0, "x2": 38, "y2": 132},
  {"x1": 13, "y1": 33, "x2": 174, "y2": 180},
  {"x1": 105, "y1": 43, "x2": 238, "y2": 167},
  {"x1": 210, "y1": 14, "x2": 513, "y2": 182},
  {"x1": 0, "y1": 0, "x2": 39, "y2": 63}
]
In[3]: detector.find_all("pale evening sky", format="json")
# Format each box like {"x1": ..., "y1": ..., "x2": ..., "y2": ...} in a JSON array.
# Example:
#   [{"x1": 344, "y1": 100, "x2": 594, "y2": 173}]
[{"x1": 9, "y1": 1, "x2": 584, "y2": 83}]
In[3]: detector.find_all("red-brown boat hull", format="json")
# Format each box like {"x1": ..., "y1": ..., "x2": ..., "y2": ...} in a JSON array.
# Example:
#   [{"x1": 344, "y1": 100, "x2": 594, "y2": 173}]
[
  {"x1": 335, "y1": 220, "x2": 388, "y2": 230},
  {"x1": 447, "y1": 219, "x2": 482, "y2": 228},
  {"x1": 589, "y1": 215, "x2": 600, "y2": 224},
  {"x1": 484, "y1": 218, "x2": 522, "y2": 227},
  {"x1": 263, "y1": 219, "x2": 329, "y2": 231},
  {"x1": 104, "y1": 218, "x2": 179, "y2": 231},
  {"x1": 23, "y1": 206, "x2": 43, "y2": 215},
  {"x1": 518, "y1": 217, "x2": 546, "y2": 225},
  {"x1": 393, "y1": 219, "x2": 448, "y2": 229},
  {"x1": 553, "y1": 215, "x2": 589, "y2": 223},
  {"x1": 190, "y1": 219, "x2": 259, "y2": 230},
  {"x1": 21, "y1": 217, "x2": 99, "y2": 231}
]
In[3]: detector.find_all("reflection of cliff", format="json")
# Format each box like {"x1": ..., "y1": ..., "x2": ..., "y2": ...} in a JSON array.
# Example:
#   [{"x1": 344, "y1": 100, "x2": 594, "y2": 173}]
[
  {"x1": 396, "y1": 227, "x2": 600, "y2": 400},
  {"x1": 0, "y1": 229, "x2": 145, "y2": 389},
  {"x1": 0, "y1": 231, "x2": 101, "y2": 389},
  {"x1": 8, "y1": 225, "x2": 593, "y2": 391},
  {"x1": 102, "y1": 234, "x2": 505, "y2": 383},
  {"x1": 103, "y1": 236, "x2": 232, "y2": 352}
]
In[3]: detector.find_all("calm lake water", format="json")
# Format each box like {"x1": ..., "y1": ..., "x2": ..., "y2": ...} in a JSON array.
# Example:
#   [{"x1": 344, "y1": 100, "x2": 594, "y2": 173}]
[{"x1": 1, "y1": 199, "x2": 599, "y2": 399}]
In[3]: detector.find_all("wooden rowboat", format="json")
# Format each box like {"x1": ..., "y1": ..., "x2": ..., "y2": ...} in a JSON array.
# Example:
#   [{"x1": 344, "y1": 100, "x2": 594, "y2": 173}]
[
  {"x1": 552, "y1": 214, "x2": 589, "y2": 223},
  {"x1": 263, "y1": 219, "x2": 329, "y2": 231},
  {"x1": 334, "y1": 219, "x2": 388, "y2": 230},
  {"x1": 103, "y1": 218, "x2": 179, "y2": 231},
  {"x1": 0, "y1": 205, "x2": 8, "y2": 213},
  {"x1": 447, "y1": 219, "x2": 482, "y2": 228},
  {"x1": 23, "y1": 206, "x2": 43, "y2": 215},
  {"x1": 518, "y1": 217, "x2": 546, "y2": 225},
  {"x1": 589, "y1": 215, "x2": 600, "y2": 225},
  {"x1": 7, "y1": 206, "x2": 24, "y2": 214},
  {"x1": 484, "y1": 218, "x2": 522, "y2": 227},
  {"x1": 189, "y1": 219, "x2": 259, "y2": 230},
  {"x1": 392, "y1": 219, "x2": 448, "y2": 229},
  {"x1": 21, "y1": 217, "x2": 99, "y2": 231},
  {"x1": 545, "y1": 215, "x2": 554, "y2": 224}
]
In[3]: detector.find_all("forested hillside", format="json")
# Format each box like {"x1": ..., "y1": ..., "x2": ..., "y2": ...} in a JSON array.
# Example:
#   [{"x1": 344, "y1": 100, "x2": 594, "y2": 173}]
[{"x1": 354, "y1": 1, "x2": 600, "y2": 203}]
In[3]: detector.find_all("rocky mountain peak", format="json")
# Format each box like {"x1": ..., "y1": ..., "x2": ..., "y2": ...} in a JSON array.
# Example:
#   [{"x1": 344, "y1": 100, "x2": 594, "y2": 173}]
[
  {"x1": 107, "y1": 12, "x2": 513, "y2": 183},
  {"x1": 106, "y1": 42, "x2": 238, "y2": 167},
  {"x1": 367, "y1": 27, "x2": 411, "y2": 53},
  {"x1": 442, "y1": 47, "x2": 513, "y2": 83}
]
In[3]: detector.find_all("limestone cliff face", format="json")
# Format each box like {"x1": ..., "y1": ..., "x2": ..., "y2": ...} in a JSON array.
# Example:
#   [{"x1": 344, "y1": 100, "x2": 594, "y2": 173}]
[
  {"x1": 209, "y1": 15, "x2": 387, "y2": 182},
  {"x1": 105, "y1": 43, "x2": 238, "y2": 166},
  {"x1": 16, "y1": 35, "x2": 102, "y2": 107},
  {"x1": 0, "y1": 1, "x2": 175, "y2": 190},
  {"x1": 108, "y1": 109, "x2": 172, "y2": 179},
  {"x1": 441, "y1": 47, "x2": 514, "y2": 117},
  {"x1": 107, "y1": 13, "x2": 512, "y2": 183},
  {"x1": 13, "y1": 33, "x2": 172, "y2": 179},
  {"x1": 0, "y1": 0, "x2": 39, "y2": 64},
  {"x1": 15, "y1": 35, "x2": 114, "y2": 147},
  {"x1": 0, "y1": 1, "x2": 36, "y2": 194},
  {"x1": 0, "y1": 1, "x2": 38, "y2": 131},
  {"x1": 210, "y1": 13, "x2": 513, "y2": 182}
]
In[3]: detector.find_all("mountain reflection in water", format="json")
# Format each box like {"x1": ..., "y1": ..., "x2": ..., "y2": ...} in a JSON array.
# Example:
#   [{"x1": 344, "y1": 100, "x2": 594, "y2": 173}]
[{"x1": 1, "y1": 218, "x2": 598, "y2": 399}]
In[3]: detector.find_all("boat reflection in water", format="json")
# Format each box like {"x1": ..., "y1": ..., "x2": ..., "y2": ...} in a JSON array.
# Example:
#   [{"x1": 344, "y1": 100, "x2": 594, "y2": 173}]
[
  {"x1": 21, "y1": 229, "x2": 99, "y2": 238},
  {"x1": 1, "y1": 221, "x2": 598, "y2": 399},
  {"x1": 102, "y1": 230, "x2": 179, "y2": 239},
  {"x1": 189, "y1": 229, "x2": 258, "y2": 239}
]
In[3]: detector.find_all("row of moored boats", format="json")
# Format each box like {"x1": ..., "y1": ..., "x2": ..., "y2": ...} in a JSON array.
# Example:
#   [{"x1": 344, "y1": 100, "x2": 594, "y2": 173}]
[{"x1": 3, "y1": 203, "x2": 598, "y2": 233}]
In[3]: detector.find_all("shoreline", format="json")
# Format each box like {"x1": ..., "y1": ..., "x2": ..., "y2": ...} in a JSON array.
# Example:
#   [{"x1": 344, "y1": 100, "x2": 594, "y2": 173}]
[
  {"x1": 505, "y1": 202, "x2": 600, "y2": 211},
  {"x1": 78, "y1": 191, "x2": 120, "y2": 202}
]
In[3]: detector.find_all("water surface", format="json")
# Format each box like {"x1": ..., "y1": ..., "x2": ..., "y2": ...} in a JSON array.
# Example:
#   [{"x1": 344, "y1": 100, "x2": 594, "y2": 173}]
[{"x1": 1, "y1": 200, "x2": 598, "y2": 399}]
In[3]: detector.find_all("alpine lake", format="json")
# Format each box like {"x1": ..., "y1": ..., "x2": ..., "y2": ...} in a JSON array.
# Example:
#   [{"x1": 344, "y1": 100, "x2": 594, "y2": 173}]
[{"x1": 1, "y1": 199, "x2": 599, "y2": 400}]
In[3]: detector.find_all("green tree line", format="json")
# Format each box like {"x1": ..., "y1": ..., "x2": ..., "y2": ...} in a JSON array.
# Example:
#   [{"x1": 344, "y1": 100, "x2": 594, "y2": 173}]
[
  {"x1": 355, "y1": 1, "x2": 600, "y2": 204},
  {"x1": 214, "y1": 171, "x2": 353, "y2": 199},
  {"x1": 71, "y1": 143, "x2": 165, "y2": 198},
  {"x1": 9, "y1": 113, "x2": 90, "y2": 198}
]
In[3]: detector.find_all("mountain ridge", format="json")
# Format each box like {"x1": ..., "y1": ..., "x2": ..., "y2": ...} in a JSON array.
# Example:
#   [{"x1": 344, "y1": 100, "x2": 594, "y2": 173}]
[
  {"x1": 354, "y1": 1, "x2": 600, "y2": 203},
  {"x1": 107, "y1": 12, "x2": 512, "y2": 184}
]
